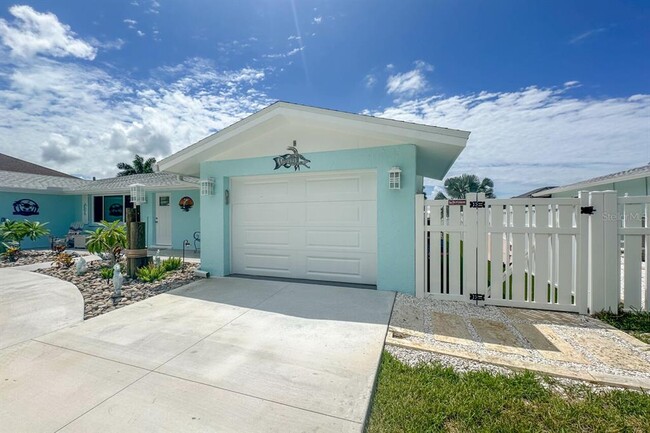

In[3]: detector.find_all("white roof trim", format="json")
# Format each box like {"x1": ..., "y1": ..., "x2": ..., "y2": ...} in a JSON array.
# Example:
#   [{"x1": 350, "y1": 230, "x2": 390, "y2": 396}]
[{"x1": 158, "y1": 101, "x2": 470, "y2": 176}]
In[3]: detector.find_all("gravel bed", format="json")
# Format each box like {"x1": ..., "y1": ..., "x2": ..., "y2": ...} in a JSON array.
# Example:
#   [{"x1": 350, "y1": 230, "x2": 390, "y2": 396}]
[
  {"x1": 37, "y1": 259, "x2": 199, "y2": 319},
  {"x1": 388, "y1": 293, "x2": 650, "y2": 390},
  {"x1": 0, "y1": 249, "x2": 80, "y2": 268}
]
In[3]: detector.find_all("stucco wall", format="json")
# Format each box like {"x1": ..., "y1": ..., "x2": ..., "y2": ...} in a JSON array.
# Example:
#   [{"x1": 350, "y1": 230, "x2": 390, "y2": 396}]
[
  {"x1": 0, "y1": 192, "x2": 82, "y2": 249},
  {"x1": 200, "y1": 143, "x2": 418, "y2": 294},
  {"x1": 139, "y1": 190, "x2": 200, "y2": 250}
]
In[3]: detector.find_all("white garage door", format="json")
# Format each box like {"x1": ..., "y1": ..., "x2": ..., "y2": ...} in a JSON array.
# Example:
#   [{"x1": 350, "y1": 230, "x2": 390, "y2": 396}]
[{"x1": 230, "y1": 170, "x2": 377, "y2": 284}]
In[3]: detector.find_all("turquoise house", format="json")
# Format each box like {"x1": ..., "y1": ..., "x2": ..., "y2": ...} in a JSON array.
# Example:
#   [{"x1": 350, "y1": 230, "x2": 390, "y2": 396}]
[
  {"x1": 0, "y1": 153, "x2": 201, "y2": 251},
  {"x1": 159, "y1": 102, "x2": 469, "y2": 295}
]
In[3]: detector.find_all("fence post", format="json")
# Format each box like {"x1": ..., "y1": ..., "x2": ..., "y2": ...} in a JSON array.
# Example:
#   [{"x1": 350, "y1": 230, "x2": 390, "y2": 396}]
[
  {"x1": 577, "y1": 191, "x2": 590, "y2": 314},
  {"x1": 415, "y1": 194, "x2": 425, "y2": 298},
  {"x1": 463, "y1": 193, "x2": 486, "y2": 302},
  {"x1": 588, "y1": 191, "x2": 619, "y2": 313}
]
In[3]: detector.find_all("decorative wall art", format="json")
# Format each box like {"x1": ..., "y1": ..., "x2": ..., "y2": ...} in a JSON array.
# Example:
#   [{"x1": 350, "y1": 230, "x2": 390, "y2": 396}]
[
  {"x1": 273, "y1": 140, "x2": 310, "y2": 171},
  {"x1": 12, "y1": 199, "x2": 39, "y2": 216},
  {"x1": 179, "y1": 196, "x2": 194, "y2": 212}
]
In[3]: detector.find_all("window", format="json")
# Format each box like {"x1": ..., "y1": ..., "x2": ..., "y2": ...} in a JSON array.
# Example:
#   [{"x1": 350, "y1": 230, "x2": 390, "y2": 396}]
[{"x1": 92, "y1": 195, "x2": 134, "y2": 223}]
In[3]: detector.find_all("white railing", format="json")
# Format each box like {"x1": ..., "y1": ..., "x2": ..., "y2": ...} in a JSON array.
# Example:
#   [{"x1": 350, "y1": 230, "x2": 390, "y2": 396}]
[{"x1": 415, "y1": 191, "x2": 649, "y2": 313}]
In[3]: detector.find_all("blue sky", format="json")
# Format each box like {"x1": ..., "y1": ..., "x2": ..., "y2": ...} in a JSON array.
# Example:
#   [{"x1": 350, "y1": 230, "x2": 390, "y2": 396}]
[{"x1": 0, "y1": 0, "x2": 648, "y2": 196}]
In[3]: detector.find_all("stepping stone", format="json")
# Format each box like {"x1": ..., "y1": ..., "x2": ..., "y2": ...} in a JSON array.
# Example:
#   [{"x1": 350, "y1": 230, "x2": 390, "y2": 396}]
[
  {"x1": 571, "y1": 330, "x2": 650, "y2": 373},
  {"x1": 499, "y1": 307, "x2": 581, "y2": 325},
  {"x1": 432, "y1": 313, "x2": 473, "y2": 345},
  {"x1": 471, "y1": 319, "x2": 528, "y2": 356},
  {"x1": 514, "y1": 323, "x2": 588, "y2": 364}
]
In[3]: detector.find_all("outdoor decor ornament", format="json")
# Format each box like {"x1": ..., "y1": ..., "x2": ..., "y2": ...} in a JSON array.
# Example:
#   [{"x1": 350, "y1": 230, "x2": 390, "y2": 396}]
[
  {"x1": 154, "y1": 249, "x2": 161, "y2": 267},
  {"x1": 178, "y1": 196, "x2": 194, "y2": 212},
  {"x1": 75, "y1": 256, "x2": 88, "y2": 276},
  {"x1": 12, "y1": 199, "x2": 39, "y2": 216},
  {"x1": 112, "y1": 263, "x2": 123, "y2": 299},
  {"x1": 273, "y1": 140, "x2": 310, "y2": 171}
]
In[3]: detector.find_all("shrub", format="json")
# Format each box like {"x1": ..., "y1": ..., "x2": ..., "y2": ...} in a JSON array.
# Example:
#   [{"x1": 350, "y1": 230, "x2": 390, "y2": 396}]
[
  {"x1": 99, "y1": 266, "x2": 114, "y2": 280},
  {"x1": 0, "y1": 220, "x2": 50, "y2": 248},
  {"x1": 136, "y1": 264, "x2": 167, "y2": 282},
  {"x1": 1, "y1": 245, "x2": 20, "y2": 262},
  {"x1": 161, "y1": 257, "x2": 182, "y2": 272},
  {"x1": 54, "y1": 252, "x2": 74, "y2": 268},
  {"x1": 85, "y1": 221, "x2": 127, "y2": 265}
]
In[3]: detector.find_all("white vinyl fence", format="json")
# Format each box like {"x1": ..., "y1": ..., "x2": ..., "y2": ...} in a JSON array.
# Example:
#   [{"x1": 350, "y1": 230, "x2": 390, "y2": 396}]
[{"x1": 415, "y1": 191, "x2": 649, "y2": 314}]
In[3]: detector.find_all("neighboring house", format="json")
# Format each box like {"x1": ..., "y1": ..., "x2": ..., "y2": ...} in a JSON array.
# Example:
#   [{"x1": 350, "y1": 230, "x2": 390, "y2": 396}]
[
  {"x1": 0, "y1": 154, "x2": 200, "y2": 250},
  {"x1": 513, "y1": 186, "x2": 557, "y2": 199},
  {"x1": 534, "y1": 163, "x2": 650, "y2": 198},
  {"x1": 158, "y1": 101, "x2": 470, "y2": 294}
]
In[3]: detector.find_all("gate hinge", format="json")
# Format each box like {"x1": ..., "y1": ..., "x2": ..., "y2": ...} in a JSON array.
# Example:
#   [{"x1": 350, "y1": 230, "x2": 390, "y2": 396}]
[{"x1": 580, "y1": 206, "x2": 596, "y2": 215}]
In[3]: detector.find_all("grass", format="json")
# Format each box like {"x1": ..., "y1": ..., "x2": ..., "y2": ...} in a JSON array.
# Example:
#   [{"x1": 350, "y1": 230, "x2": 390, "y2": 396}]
[
  {"x1": 366, "y1": 352, "x2": 650, "y2": 433},
  {"x1": 594, "y1": 309, "x2": 650, "y2": 344}
]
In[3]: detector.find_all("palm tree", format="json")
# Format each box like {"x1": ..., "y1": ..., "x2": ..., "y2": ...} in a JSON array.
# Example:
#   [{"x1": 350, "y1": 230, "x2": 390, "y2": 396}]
[
  {"x1": 116, "y1": 154, "x2": 157, "y2": 177},
  {"x1": 435, "y1": 174, "x2": 495, "y2": 199}
]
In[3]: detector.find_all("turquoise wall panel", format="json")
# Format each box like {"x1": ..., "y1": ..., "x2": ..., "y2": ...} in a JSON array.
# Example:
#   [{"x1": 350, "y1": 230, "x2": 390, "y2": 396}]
[
  {"x1": 200, "y1": 144, "x2": 417, "y2": 294},
  {"x1": 0, "y1": 192, "x2": 82, "y2": 249}
]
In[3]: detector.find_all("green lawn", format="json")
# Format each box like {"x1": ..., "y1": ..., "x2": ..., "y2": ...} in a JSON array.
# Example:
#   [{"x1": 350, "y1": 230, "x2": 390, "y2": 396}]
[
  {"x1": 594, "y1": 309, "x2": 650, "y2": 344},
  {"x1": 367, "y1": 352, "x2": 650, "y2": 433}
]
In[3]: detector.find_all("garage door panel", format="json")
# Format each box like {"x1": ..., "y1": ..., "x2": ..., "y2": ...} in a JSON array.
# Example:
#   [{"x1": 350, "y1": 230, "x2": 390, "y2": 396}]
[
  {"x1": 233, "y1": 251, "x2": 291, "y2": 274},
  {"x1": 239, "y1": 229, "x2": 291, "y2": 247},
  {"x1": 231, "y1": 171, "x2": 377, "y2": 284}
]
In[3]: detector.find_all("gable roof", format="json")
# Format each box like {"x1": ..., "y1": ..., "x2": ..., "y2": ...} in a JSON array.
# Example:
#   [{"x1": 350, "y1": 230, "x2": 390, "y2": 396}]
[
  {"x1": 534, "y1": 163, "x2": 650, "y2": 197},
  {"x1": 158, "y1": 101, "x2": 471, "y2": 179},
  {"x1": 0, "y1": 153, "x2": 77, "y2": 178},
  {"x1": 0, "y1": 171, "x2": 198, "y2": 194}
]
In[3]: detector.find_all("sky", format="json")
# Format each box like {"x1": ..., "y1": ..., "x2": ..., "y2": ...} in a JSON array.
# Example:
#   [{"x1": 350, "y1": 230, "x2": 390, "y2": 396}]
[{"x1": 0, "y1": 0, "x2": 648, "y2": 197}]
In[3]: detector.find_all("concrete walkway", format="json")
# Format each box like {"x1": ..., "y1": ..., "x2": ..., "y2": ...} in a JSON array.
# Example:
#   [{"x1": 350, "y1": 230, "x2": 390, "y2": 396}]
[
  {"x1": 0, "y1": 268, "x2": 84, "y2": 350},
  {"x1": 0, "y1": 278, "x2": 395, "y2": 432},
  {"x1": 389, "y1": 297, "x2": 650, "y2": 389}
]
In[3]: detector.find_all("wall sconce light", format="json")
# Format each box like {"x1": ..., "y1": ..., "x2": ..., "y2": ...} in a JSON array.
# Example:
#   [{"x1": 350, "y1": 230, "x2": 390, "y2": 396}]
[
  {"x1": 129, "y1": 183, "x2": 146, "y2": 205},
  {"x1": 388, "y1": 167, "x2": 402, "y2": 190},
  {"x1": 200, "y1": 177, "x2": 215, "y2": 196}
]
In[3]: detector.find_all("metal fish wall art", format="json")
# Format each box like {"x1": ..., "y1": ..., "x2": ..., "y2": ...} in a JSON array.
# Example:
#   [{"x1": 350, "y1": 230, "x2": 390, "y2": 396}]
[{"x1": 273, "y1": 141, "x2": 311, "y2": 171}]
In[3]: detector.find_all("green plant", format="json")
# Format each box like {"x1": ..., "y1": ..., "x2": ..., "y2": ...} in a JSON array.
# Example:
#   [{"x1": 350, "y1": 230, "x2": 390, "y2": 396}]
[
  {"x1": 99, "y1": 266, "x2": 114, "y2": 280},
  {"x1": 85, "y1": 220, "x2": 127, "y2": 265},
  {"x1": 161, "y1": 257, "x2": 182, "y2": 272},
  {"x1": 136, "y1": 263, "x2": 167, "y2": 282},
  {"x1": 0, "y1": 220, "x2": 50, "y2": 248},
  {"x1": 1, "y1": 245, "x2": 20, "y2": 262},
  {"x1": 54, "y1": 252, "x2": 74, "y2": 268}
]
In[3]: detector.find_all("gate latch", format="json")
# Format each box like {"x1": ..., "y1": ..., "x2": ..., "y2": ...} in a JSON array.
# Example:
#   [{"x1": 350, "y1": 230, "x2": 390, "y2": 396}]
[{"x1": 580, "y1": 206, "x2": 596, "y2": 215}]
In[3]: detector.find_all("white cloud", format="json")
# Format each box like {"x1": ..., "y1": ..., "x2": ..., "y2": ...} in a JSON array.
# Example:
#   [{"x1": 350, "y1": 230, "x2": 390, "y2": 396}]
[
  {"x1": 385, "y1": 60, "x2": 433, "y2": 99},
  {"x1": 123, "y1": 18, "x2": 137, "y2": 28},
  {"x1": 312, "y1": 16, "x2": 322, "y2": 24},
  {"x1": 0, "y1": 5, "x2": 96, "y2": 60},
  {"x1": 366, "y1": 86, "x2": 650, "y2": 197},
  {"x1": 570, "y1": 28, "x2": 606, "y2": 44},
  {"x1": 136, "y1": 30, "x2": 145, "y2": 37},
  {"x1": 263, "y1": 46, "x2": 304, "y2": 59},
  {"x1": 364, "y1": 73, "x2": 377, "y2": 89},
  {"x1": 0, "y1": 56, "x2": 273, "y2": 178}
]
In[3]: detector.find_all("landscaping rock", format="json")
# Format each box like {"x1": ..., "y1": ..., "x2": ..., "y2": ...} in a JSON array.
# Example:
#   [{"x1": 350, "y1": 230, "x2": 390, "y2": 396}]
[{"x1": 37, "y1": 259, "x2": 198, "y2": 319}]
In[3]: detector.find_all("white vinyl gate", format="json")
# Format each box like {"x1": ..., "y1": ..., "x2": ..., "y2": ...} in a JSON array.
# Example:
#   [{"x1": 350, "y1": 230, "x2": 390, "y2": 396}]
[
  {"x1": 416, "y1": 193, "x2": 588, "y2": 313},
  {"x1": 415, "y1": 191, "x2": 649, "y2": 314}
]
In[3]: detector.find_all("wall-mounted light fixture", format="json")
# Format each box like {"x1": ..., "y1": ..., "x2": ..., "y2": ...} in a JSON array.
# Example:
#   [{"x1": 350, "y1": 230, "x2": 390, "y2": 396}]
[
  {"x1": 388, "y1": 167, "x2": 402, "y2": 190},
  {"x1": 129, "y1": 183, "x2": 146, "y2": 205},
  {"x1": 200, "y1": 177, "x2": 215, "y2": 196}
]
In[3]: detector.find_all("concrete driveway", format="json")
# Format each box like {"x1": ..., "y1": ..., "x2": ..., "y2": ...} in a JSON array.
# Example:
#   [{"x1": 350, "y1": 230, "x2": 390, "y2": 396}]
[
  {"x1": 0, "y1": 268, "x2": 83, "y2": 350},
  {"x1": 0, "y1": 277, "x2": 395, "y2": 432}
]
